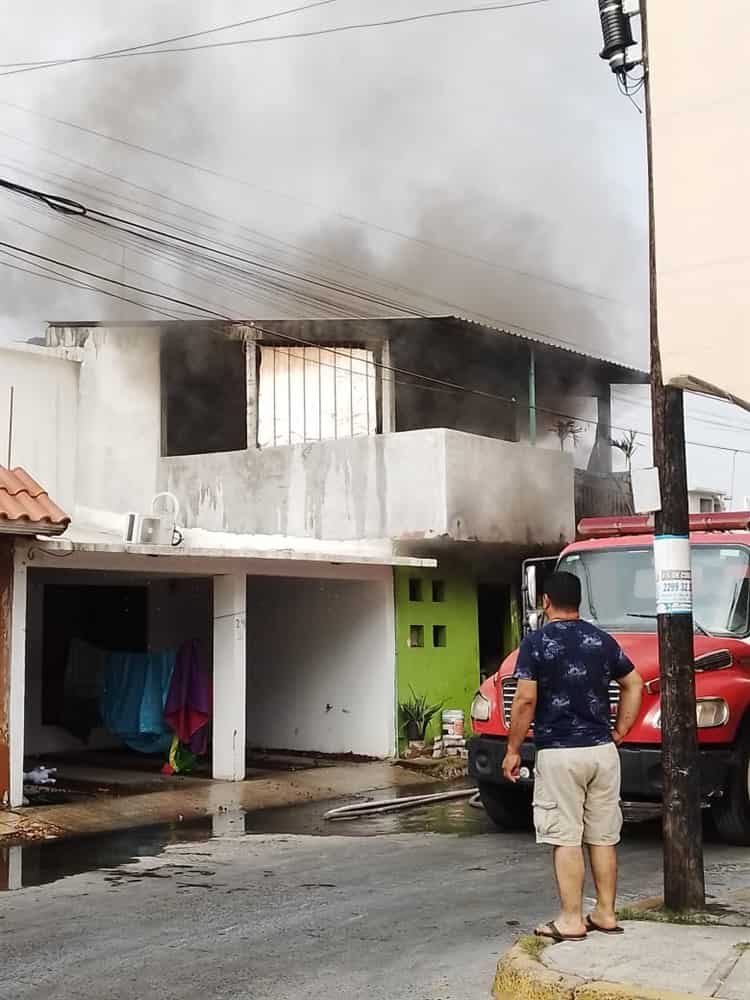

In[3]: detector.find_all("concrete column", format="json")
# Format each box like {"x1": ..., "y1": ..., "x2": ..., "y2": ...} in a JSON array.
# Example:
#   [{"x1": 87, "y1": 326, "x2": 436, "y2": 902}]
[
  {"x1": 8, "y1": 542, "x2": 27, "y2": 808},
  {"x1": 380, "y1": 339, "x2": 396, "y2": 434},
  {"x1": 238, "y1": 324, "x2": 259, "y2": 449},
  {"x1": 212, "y1": 574, "x2": 247, "y2": 781},
  {"x1": 587, "y1": 383, "x2": 613, "y2": 474},
  {"x1": 0, "y1": 845, "x2": 22, "y2": 891}
]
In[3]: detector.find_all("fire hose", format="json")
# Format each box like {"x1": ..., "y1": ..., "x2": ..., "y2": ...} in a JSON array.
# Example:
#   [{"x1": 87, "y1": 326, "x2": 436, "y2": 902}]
[{"x1": 323, "y1": 787, "x2": 482, "y2": 821}]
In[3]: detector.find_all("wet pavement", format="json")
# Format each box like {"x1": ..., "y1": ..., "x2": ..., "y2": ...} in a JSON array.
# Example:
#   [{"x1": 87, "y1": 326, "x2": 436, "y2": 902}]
[{"x1": 1, "y1": 787, "x2": 749, "y2": 999}]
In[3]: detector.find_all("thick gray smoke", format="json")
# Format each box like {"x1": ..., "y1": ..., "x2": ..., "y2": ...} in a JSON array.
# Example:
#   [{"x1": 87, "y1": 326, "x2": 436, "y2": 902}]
[{"x1": 0, "y1": 0, "x2": 648, "y2": 368}]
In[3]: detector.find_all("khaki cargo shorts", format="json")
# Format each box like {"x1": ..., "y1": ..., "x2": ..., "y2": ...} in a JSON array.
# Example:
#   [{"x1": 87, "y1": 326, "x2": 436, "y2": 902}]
[{"x1": 533, "y1": 743, "x2": 622, "y2": 847}]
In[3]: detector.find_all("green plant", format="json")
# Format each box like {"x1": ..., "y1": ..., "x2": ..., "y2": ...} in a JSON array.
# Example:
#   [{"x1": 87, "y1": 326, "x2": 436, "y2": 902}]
[
  {"x1": 518, "y1": 935, "x2": 547, "y2": 959},
  {"x1": 399, "y1": 687, "x2": 443, "y2": 740},
  {"x1": 610, "y1": 429, "x2": 640, "y2": 473},
  {"x1": 550, "y1": 418, "x2": 584, "y2": 452}
]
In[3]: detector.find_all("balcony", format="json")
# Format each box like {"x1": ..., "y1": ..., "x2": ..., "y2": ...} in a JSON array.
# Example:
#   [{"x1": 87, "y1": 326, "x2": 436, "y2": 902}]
[{"x1": 162, "y1": 428, "x2": 575, "y2": 550}]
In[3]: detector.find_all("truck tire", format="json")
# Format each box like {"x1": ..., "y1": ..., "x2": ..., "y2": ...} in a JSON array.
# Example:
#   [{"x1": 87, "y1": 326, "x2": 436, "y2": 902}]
[
  {"x1": 711, "y1": 727, "x2": 750, "y2": 846},
  {"x1": 477, "y1": 781, "x2": 532, "y2": 831}
]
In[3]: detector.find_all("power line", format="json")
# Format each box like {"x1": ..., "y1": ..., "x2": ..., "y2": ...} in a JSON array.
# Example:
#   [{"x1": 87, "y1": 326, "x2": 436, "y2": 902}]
[
  {"x1": 3, "y1": 226, "x2": 748, "y2": 459},
  {"x1": 0, "y1": 0, "x2": 347, "y2": 73},
  {"x1": 0, "y1": 60, "x2": 636, "y2": 313},
  {"x1": 0, "y1": 171, "x2": 635, "y2": 362},
  {"x1": 611, "y1": 390, "x2": 750, "y2": 433},
  {"x1": 0, "y1": 238, "x2": 521, "y2": 406},
  {"x1": 0, "y1": 250, "x2": 184, "y2": 320},
  {"x1": 0, "y1": 2, "x2": 555, "y2": 78}
]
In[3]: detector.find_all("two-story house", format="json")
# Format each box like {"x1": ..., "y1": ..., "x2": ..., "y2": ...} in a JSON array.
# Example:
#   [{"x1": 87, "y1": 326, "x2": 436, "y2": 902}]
[{"x1": 0, "y1": 317, "x2": 645, "y2": 807}]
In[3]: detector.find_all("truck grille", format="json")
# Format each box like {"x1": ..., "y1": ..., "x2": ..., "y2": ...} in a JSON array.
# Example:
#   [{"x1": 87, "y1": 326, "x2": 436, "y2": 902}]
[{"x1": 501, "y1": 677, "x2": 621, "y2": 728}]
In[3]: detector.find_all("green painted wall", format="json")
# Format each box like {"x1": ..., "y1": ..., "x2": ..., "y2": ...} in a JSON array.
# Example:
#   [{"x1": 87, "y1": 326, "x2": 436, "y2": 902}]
[{"x1": 394, "y1": 565, "x2": 479, "y2": 744}]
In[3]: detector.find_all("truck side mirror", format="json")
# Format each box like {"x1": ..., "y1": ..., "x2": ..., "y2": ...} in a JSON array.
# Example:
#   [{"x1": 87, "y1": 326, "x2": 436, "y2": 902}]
[{"x1": 525, "y1": 565, "x2": 537, "y2": 609}]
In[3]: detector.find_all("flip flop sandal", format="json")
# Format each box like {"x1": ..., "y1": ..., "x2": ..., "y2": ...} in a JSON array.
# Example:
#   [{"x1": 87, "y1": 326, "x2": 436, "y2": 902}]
[
  {"x1": 586, "y1": 915, "x2": 625, "y2": 934},
  {"x1": 534, "y1": 921, "x2": 587, "y2": 942}
]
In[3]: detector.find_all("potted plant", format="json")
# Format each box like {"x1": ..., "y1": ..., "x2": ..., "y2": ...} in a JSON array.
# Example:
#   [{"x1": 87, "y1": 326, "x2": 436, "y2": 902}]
[{"x1": 399, "y1": 688, "x2": 443, "y2": 745}]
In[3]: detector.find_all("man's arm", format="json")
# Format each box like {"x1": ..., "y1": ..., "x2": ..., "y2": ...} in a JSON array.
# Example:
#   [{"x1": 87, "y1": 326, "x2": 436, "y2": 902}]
[
  {"x1": 502, "y1": 680, "x2": 537, "y2": 782},
  {"x1": 610, "y1": 643, "x2": 644, "y2": 744},
  {"x1": 613, "y1": 669, "x2": 643, "y2": 744}
]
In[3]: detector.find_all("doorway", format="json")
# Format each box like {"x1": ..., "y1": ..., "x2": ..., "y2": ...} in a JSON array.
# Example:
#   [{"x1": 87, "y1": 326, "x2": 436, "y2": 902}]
[{"x1": 477, "y1": 583, "x2": 513, "y2": 682}]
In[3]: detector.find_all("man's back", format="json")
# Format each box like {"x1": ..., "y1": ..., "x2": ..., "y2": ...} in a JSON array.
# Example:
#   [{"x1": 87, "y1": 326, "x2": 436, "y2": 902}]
[{"x1": 514, "y1": 619, "x2": 632, "y2": 750}]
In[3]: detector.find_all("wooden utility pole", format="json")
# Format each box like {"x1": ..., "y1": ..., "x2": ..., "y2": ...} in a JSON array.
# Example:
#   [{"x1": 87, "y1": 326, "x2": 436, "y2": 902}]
[{"x1": 642, "y1": 0, "x2": 706, "y2": 911}]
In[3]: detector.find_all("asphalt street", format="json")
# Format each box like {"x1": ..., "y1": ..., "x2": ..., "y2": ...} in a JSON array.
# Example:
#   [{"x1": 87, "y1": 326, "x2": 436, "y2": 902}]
[{"x1": 2, "y1": 794, "x2": 749, "y2": 1000}]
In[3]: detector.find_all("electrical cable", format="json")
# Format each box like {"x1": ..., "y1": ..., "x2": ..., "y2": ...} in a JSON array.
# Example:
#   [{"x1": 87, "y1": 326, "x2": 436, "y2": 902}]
[
  {"x1": 0, "y1": 95, "x2": 634, "y2": 310},
  {"x1": 0, "y1": 172, "x2": 634, "y2": 362},
  {"x1": 3, "y1": 233, "x2": 749, "y2": 457},
  {"x1": 0, "y1": 238, "x2": 522, "y2": 406},
  {"x1": 0, "y1": 0, "x2": 348, "y2": 72},
  {"x1": 0, "y1": 1, "x2": 556, "y2": 78}
]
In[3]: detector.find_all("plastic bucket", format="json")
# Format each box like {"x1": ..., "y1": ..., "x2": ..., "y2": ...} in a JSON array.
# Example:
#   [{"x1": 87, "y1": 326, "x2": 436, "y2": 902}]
[{"x1": 442, "y1": 709, "x2": 465, "y2": 738}]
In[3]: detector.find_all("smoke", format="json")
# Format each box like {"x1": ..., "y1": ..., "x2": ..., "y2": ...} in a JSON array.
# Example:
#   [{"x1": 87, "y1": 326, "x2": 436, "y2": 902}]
[{"x1": 0, "y1": 0, "x2": 648, "y2": 367}]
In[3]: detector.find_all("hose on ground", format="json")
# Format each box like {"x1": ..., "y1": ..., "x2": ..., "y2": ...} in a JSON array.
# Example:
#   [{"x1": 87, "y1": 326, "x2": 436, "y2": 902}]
[{"x1": 323, "y1": 787, "x2": 480, "y2": 821}]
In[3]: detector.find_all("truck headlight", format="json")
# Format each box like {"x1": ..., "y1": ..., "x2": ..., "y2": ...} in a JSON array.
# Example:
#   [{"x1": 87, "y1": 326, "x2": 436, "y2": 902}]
[
  {"x1": 695, "y1": 698, "x2": 730, "y2": 729},
  {"x1": 653, "y1": 698, "x2": 729, "y2": 730},
  {"x1": 470, "y1": 692, "x2": 491, "y2": 722}
]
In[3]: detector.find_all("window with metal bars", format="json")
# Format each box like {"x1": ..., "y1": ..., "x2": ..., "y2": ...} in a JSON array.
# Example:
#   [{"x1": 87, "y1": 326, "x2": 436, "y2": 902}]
[{"x1": 257, "y1": 346, "x2": 378, "y2": 448}]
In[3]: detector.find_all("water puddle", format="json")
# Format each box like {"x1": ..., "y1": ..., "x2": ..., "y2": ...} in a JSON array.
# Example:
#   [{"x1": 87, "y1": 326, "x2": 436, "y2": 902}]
[{"x1": 0, "y1": 782, "x2": 667, "y2": 893}]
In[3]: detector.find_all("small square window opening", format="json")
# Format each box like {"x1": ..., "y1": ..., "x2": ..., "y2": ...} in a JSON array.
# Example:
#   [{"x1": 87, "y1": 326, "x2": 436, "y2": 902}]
[
  {"x1": 432, "y1": 580, "x2": 446, "y2": 602},
  {"x1": 433, "y1": 625, "x2": 447, "y2": 648},
  {"x1": 409, "y1": 625, "x2": 425, "y2": 648},
  {"x1": 408, "y1": 579, "x2": 423, "y2": 602}
]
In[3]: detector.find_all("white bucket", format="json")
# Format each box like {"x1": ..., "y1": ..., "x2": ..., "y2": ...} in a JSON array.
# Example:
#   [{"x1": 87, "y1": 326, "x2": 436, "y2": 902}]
[{"x1": 442, "y1": 709, "x2": 465, "y2": 738}]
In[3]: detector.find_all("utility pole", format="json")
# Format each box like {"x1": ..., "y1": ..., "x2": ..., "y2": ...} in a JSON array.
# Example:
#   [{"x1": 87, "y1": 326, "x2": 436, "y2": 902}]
[{"x1": 599, "y1": 0, "x2": 705, "y2": 911}]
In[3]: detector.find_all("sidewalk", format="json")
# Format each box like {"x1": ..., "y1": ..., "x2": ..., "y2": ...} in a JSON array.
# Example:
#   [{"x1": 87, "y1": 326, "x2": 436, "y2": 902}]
[
  {"x1": 0, "y1": 761, "x2": 438, "y2": 845},
  {"x1": 494, "y1": 893, "x2": 750, "y2": 1000}
]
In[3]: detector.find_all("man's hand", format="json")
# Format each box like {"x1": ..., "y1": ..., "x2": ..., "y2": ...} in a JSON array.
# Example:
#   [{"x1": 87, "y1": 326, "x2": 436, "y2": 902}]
[
  {"x1": 502, "y1": 750, "x2": 522, "y2": 783},
  {"x1": 612, "y1": 730, "x2": 625, "y2": 746}
]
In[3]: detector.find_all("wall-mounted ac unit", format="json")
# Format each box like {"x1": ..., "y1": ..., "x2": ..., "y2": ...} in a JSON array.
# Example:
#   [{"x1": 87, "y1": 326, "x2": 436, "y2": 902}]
[
  {"x1": 123, "y1": 493, "x2": 182, "y2": 546},
  {"x1": 124, "y1": 513, "x2": 174, "y2": 546}
]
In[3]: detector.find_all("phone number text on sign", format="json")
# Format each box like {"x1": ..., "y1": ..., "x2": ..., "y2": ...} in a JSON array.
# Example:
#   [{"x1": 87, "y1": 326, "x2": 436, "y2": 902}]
[{"x1": 654, "y1": 536, "x2": 693, "y2": 615}]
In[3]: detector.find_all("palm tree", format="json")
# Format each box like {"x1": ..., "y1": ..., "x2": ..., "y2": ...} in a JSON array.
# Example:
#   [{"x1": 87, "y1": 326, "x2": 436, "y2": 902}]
[
  {"x1": 610, "y1": 429, "x2": 640, "y2": 473},
  {"x1": 550, "y1": 418, "x2": 584, "y2": 452}
]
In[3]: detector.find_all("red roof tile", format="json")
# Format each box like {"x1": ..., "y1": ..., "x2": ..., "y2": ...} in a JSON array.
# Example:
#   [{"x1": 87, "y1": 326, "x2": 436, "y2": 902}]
[{"x1": 0, "y1": 467, "x2": 70, "y2": 535}]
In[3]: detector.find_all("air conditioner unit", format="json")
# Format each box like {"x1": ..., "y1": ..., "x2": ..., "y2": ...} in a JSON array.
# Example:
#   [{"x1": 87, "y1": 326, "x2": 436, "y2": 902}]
[{"x1": 124, "y1": 513, "x2": 174, "y2": 546}]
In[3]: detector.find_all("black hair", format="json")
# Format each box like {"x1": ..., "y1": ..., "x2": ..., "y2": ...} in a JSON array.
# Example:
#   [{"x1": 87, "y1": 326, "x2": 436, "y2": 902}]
[{"x1": 543, "y1": 571, "x2": 582, "y2": 612}]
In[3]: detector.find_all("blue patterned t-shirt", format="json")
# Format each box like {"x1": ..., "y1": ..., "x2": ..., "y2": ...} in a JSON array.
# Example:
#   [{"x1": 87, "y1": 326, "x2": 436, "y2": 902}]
[{"x1": 513, "y1": 619, "x2": 634, "y2": 750}]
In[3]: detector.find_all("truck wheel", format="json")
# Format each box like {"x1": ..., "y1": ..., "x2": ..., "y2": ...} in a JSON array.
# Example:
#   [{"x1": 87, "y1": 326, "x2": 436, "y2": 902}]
[
  {"x1": 711, "y1": 728, "x2": 750, "y2": 846},
  {"x1": 476, "y1": 781, "x2": 532, "y2": 831}
]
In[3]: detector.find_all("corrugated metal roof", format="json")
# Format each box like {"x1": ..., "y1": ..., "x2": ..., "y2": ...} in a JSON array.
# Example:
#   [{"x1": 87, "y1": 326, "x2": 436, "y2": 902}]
[
  {"x1": 448, "y1": 315, "x2": 647, "y2": 375},
  {"x1": 0, "y1": 467, "x2": 70, "y2": 535}
]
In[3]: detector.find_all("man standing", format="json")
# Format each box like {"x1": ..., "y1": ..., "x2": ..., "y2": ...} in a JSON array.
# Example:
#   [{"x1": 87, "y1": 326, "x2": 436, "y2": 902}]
[{"x1": 502, "y1": 571, "x2": 644, "y2": 942}]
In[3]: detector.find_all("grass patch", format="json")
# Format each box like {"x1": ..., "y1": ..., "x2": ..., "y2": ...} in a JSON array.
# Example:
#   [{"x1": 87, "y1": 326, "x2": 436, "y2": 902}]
[
  {"x1": 618, "y1": 905, "x2": 720, "y2": 926},
  {"x1": 518, "y1": 935, "x2": 547, "y2": 960},
  {"x1": 736, "y1": 942, "x2": 750, "y2": 954}
]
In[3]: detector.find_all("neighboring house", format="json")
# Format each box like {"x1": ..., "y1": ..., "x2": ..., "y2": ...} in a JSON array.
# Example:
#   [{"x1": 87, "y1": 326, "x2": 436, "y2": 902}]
[
  {"x1": 0, "y1": 319, "x2": 645, "y2": 804},
  {"x1": 0, "y1": 467, "x2": 70, "y2": 806},
  {"x1": 688, "y1": 488, "x2": 727, "y2": 515}
]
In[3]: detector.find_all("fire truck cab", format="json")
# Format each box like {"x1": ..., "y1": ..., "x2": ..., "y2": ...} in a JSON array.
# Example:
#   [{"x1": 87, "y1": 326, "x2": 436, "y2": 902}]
[{"x1": 468, "y1": 513, "x2": 750, "y2": 845}]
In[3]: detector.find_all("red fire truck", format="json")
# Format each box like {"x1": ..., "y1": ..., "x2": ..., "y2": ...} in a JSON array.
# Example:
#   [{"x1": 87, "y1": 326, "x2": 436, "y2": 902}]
[{"x1": 468, "y1": 513, "x2": 750, "y2": 845}]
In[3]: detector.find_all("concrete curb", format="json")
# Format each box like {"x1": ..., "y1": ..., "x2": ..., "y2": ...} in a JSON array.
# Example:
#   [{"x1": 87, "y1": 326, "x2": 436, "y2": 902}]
[{"x1": 492, "y1": 939, "x2": 712, "y2": 1000}]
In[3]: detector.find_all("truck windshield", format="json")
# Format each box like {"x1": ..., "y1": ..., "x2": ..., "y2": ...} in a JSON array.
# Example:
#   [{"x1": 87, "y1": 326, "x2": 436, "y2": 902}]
[{"x1": 558, "y1": 545, "x2": 750, "y2": 638}]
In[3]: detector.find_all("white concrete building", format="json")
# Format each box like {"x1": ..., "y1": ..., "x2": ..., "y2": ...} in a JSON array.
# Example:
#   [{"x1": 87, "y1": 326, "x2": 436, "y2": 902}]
[{"x1": 0, "y1": 318, "x2": 645, "y2": 810}]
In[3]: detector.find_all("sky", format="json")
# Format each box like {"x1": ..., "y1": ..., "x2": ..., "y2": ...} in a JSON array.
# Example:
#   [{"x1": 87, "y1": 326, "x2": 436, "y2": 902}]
[{"x1": 0, "y1": 0, "x2": 748, "y2": 501}]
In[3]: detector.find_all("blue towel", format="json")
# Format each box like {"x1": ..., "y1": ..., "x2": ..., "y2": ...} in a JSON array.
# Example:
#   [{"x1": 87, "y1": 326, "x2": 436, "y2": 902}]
[{"x1": 100, "y1": 651, "x2": 176, "y2": 754}]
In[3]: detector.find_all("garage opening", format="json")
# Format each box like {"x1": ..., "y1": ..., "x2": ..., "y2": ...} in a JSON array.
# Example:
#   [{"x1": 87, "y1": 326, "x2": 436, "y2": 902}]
[{"x1": 24, "y1": 570, "x2": 215, "y2": 805}]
